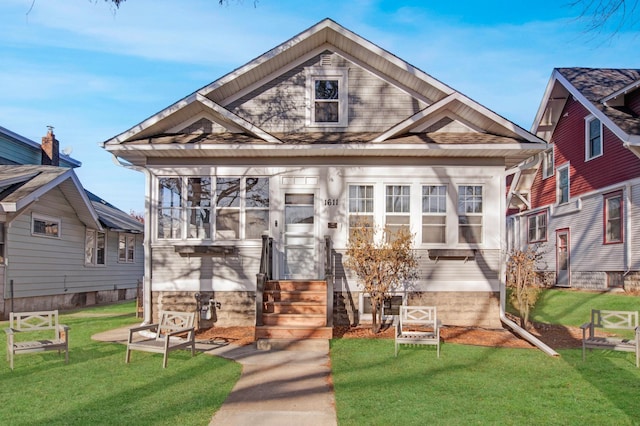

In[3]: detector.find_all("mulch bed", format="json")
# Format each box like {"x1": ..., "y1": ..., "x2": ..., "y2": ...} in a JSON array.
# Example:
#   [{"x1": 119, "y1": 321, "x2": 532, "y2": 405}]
[{"x1": 196, "y1": 321, "x2": 584, "y2": 350}]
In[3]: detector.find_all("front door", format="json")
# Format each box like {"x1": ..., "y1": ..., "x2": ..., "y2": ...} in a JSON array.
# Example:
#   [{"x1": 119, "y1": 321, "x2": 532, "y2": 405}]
[
  {"x1": 556, "y1": 229, "x2": 570, "y2": 287},
  {"x1": 282, "y1": 192, "x2": 317, "y2": 279}
]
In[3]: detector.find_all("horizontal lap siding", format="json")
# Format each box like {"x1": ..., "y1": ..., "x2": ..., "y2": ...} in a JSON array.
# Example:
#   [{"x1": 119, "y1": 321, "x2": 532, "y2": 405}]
[
  {"x1": 230, "y1": 53, "x2": 425, "y2": 134},
  {"x1": 530, "y1": 98, "x2": 640, "y2": 210},
  {"x1": 151, "y1": 246, "x2": 261, "y2": 291},
  {"x1": 334, "y1": 249, "x2": 501, "y2": 292},
  {"x1": 631, "y1": 183, "x2": 640, "y2": 270},
  {"x1": 5, "y1": 188, "x2": 143, "y2": 298}
]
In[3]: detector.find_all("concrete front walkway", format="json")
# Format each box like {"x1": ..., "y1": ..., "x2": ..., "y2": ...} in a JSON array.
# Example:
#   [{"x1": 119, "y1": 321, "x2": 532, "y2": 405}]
[{"x1": 91, "y1": 328, "x2": 337, "y2": 426}]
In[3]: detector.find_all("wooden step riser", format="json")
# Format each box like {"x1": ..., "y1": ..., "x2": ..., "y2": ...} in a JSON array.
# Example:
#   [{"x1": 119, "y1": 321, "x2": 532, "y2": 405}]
[
  {"x1": 264, "y1": 304, "x2": 326, "y2": 315},
  {"x1": 266, "y1": 281, "x2": 327, "y2": 292},
  {"x1": 262, "y1": 315, "x2": 326, "y2": 326},
  {"x1": 255, "y1": 326, "x2": 333, "y2": 339},
  {"x1": 265, "y1": 293, "x2": 326, "y2": 303}
]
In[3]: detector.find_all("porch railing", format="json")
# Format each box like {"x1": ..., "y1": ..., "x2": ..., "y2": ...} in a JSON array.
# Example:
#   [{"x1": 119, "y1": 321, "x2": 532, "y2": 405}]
[
  {"x1": 256, "y1": 233, "x2": 273, "y2": 327},
  {"x1": 324, "y1": 235, "x2": 334, "y2": 327}
]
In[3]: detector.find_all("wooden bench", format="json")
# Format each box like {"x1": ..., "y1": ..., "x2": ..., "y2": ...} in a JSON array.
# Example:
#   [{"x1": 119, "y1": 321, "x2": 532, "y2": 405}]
[
  {"x1": 5, "y1": 310, "x2": 70, "y2": 370},
  {"x1": 394, "y1": 306, "x2": 441, "y2": 357},
  {"x1": 581, "y1": 309, "x2": 639, "y2": 367},
  {"x1": 126, "y1": 311, "x2": 196, "y2": 368}
]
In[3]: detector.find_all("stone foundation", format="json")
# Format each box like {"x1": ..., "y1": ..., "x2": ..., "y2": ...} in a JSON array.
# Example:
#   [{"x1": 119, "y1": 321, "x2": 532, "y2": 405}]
[
  {"x1": 334, "y1": 290, "x2": 502, "y2": 329},
  {"x1": 152, "y1": 291, "x2": 255, "y2": 328}
]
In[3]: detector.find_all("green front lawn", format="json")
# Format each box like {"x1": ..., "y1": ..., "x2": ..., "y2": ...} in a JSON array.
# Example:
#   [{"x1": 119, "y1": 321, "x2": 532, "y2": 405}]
[
  {"x1": 0, "y1": 302, "x2": 241, "y2": 426},
  {"x1": 333, "y1": 289, "x2": 640, "y2": 425}
]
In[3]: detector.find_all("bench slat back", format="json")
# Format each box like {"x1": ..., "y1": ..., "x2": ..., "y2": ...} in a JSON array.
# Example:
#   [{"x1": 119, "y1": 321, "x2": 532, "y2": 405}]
[
  {"x1": 10, "y1": 310, "x2": 59, "y2": 332},
  {"x1": 156, "y1": 311, "x2": 195, "y2": 338},
  {"x1": 400, "y1": 306, "x2": 437, "y2": 329},
  {"x1": 592, "y1": 310, "x2": 638, "y2": 330}
]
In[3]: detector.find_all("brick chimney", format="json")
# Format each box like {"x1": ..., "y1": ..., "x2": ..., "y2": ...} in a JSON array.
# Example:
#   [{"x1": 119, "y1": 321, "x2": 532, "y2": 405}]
[{"x1": 41, "y1": 126, "x2": 60, "y2": 166}]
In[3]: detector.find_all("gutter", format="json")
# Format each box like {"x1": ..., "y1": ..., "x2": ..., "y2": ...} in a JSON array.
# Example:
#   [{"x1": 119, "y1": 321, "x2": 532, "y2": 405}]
[{"x1": 111, "y1": 155, "x2": 153, "y2": 325}]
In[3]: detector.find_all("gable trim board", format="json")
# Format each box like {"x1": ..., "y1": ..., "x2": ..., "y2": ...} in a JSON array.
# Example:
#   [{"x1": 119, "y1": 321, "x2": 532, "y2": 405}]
[{"x1": 102, "y1": 19, "x2": 546, "y2": 329}]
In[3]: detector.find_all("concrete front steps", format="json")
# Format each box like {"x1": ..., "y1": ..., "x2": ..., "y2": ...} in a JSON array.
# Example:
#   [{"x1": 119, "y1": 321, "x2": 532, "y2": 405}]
[{"x1": 255, "y1": 280, "x2": 333, "y2": 342}]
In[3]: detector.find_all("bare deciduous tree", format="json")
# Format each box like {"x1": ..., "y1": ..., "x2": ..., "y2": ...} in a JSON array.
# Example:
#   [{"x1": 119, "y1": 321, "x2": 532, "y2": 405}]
[
  {"x1": 345, "y1": 222, "x2": 418, "y2": 334},
  {"x1": 506, "y1": 246, "x2": 544, "y2": 329},
  {"x1": 570, "y1": 0, "x2": 640, "y2": 33}
]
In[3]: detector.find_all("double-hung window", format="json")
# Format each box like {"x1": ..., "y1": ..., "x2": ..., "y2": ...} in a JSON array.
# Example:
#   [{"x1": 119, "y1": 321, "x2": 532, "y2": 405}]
[
  {"x1": 385, "y1": 185, "x2": 410, "y2": 238},
  {"x1": 542, "y1": 147, "x2": 554, "y2": 179},
  {"x1": 422, "y1": 185, "x2": 446, "y2": 243},
  {"x1": 458, "y1": 185, "x2": 482, "y2": 244},
  {"x1": 604, "y1": 191, "x2": 623, "y2": 244},
  {"x1": 307, "y1": 68, "x2": 348, "y2": 127},
  {"x1": 158, "y1": 178, "x2": 182, "y2": 239},
  {"x1": 85, "y1": 229, "x2": 106, "y2": 265},
  {"x1": 585, "y1": 116, "x2": 603, "y2": 160},
  {"x1": 215, "y1": 178, "x2": 241, "y2": 239},
  {"x1": 557, "y1": 165, "x2": 570, "y2": 204},
  {"x1": 119, "y1": 234, "x2": 136, "y2": 262},
  {"x1": 348, "y1": 185, "x2": 374, "y2": 239},
  {"x1": 527, "y1": 211, "x2": 547, "y2": 243},
  {"x1": 187, "y1": 177, "x2": 212, "y2": 239}
]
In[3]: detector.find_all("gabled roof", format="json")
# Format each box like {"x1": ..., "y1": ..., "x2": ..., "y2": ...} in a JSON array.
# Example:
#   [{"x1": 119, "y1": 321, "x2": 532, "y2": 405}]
[
  {"x1": 85, "y1": 190, "x2": 143, "y2": 233},
  {"x1": 0, "y1": 165, "x2": 101, "y2": 229},
  {"x1": 532, "y1": 67, "x2": 640, "y2": 144},
  {"x1": 103, "y1": 18, "x2": 545, "y2": 167}
]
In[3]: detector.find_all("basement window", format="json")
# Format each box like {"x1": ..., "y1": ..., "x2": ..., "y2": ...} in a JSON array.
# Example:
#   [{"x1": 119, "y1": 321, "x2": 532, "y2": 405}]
[{"x1": 360, "y1": 293, "x2": 405, "y2": 322}]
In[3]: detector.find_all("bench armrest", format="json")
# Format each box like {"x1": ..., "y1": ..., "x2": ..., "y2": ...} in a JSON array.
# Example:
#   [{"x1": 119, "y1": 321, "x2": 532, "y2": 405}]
[
  {"x1": 129, "y1": 323, "x2": 159, "y2": 333},
  {"x1": 580, "y1": 322, "x2": 592, "y2": 330},
  {"x1": 166, "y1": 327, "x2": 195, "y2": 338}
]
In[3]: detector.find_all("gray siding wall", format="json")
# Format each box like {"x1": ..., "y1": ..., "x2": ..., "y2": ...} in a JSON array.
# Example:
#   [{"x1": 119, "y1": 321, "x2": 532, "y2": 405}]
[
  {"x1": 0, "y1": 135, "x2": 76, "y2": 167},
  {"x1": 229, "y1": 52, "x2": 427, "y2": 133},
  {"x1": 4, "y1": 188, "x2": 143, "y2": 298}
]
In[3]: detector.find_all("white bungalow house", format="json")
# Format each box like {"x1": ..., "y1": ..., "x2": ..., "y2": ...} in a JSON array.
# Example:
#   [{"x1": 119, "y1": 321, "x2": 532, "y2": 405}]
[
  {"x1": 103, "y1": 19, "x2": 545, "y2": 337},
  {"x1": 0, "y1": 125, "x2": 144, "y2": 318}
]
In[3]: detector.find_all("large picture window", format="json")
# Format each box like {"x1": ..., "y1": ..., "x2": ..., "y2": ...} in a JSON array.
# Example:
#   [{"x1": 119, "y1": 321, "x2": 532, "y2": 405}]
[
  {"x1": 157, "y1": 176, "x2": 269, "y2": 241},
  {"x1": 422, "y1": 185, "x2": 446, "y2": 244},
  {"x1": 458, "y1": 185, "x2": 482, "y2": 244},
  {"x1": 585, "y1": 116, "x2": 603, "y2": 160},
  {"x1": 604, "y1": 191, "x2": 623, "y2": 244}
]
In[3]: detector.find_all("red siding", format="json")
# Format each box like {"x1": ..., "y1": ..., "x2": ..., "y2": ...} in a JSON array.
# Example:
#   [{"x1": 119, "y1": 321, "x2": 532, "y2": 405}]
[{"x1": 529, "y1": 97, "x2": 640, "y2": 210}]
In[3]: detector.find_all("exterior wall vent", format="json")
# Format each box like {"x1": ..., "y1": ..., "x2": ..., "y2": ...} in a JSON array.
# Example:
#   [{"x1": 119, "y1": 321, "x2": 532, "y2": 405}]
[{"x1": 320, "y1": 54, "x2": 332, "y2": 67}]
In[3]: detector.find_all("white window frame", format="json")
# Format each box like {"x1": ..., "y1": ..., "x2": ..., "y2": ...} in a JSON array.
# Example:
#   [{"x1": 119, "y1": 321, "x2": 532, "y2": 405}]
[
  {"x1": 457, "y1": 185, "x2": 483, "y2": 244},
  {"x1": 603, "y1": 191, "x2": 623, "y2": 244},
  {"x1": 31, "y1": 213, "x2": 60, "y2": 238},
  {"x1": 359, "y1": 292, "x2": 406, "y2": 322},
  {"x1": 527, "y1": 211, "x2": 547, "y2": 243},
  {"x1": 585, "y1": 115, "x2": 603, "y2": 161},
  {"x1": 85, "y1": 229, "x2": 106, "y2": 266},
  {"x1": 306, "y1": 67, "x2": 348, "y2": 127},
  {"x1": 542, "y1": 147, "x2": 554, "y2": 179},
  {"x1": 118, "y1": 233, "x2": 136, "y2": 263},
  {"x1": 156, "y1": 176, "x2": 269, "y2": 242},
  {"x1": 421, "y1": 184, "x2": 447, "y2": 244},
  {"x1": 557, "y1": 164, "x2": 570, "y2": 205},
  {"x1": 384, "y1": 185, "x2": 411, "y2": 238}
]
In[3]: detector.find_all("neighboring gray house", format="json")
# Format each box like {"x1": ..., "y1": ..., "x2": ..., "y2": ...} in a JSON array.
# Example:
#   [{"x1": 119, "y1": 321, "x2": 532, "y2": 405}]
[
  {"x1": 103, "y1": 19, "x2": 545, "y2": 336},
  {"x1": 0, "y1": 126, "x2": 143, "y2": 318}
]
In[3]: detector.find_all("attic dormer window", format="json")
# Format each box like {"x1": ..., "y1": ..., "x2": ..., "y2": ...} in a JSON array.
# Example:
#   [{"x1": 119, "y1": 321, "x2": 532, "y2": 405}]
[{"x1": 306, "y1": 68, "x2": 348, "y2": 127}]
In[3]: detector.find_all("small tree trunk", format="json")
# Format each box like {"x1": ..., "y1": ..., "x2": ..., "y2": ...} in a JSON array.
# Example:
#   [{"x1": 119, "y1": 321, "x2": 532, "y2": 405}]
[{"x1": 371, "y1": 302, "x2": 381, "y2": 334}]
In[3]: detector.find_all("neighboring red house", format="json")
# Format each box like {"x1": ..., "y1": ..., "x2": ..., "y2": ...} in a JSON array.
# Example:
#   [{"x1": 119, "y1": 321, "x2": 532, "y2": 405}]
[{"x1": 508, "y1": 68, "x2": 640, "y2": 290}]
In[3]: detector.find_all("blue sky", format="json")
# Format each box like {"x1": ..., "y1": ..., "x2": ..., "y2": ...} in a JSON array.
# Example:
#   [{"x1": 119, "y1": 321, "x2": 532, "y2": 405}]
[{"x1": 1, "y1": 0, "x2": 638, "y2": 214}]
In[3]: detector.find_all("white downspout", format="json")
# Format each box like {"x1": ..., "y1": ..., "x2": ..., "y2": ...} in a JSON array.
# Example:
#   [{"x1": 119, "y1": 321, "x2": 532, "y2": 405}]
[
  {"x1": 501, "y1": 165, "x2": 559, "y2": 357},
  {"x1": 111, "y1": 155, "x2": 153, "y2": 324}
]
